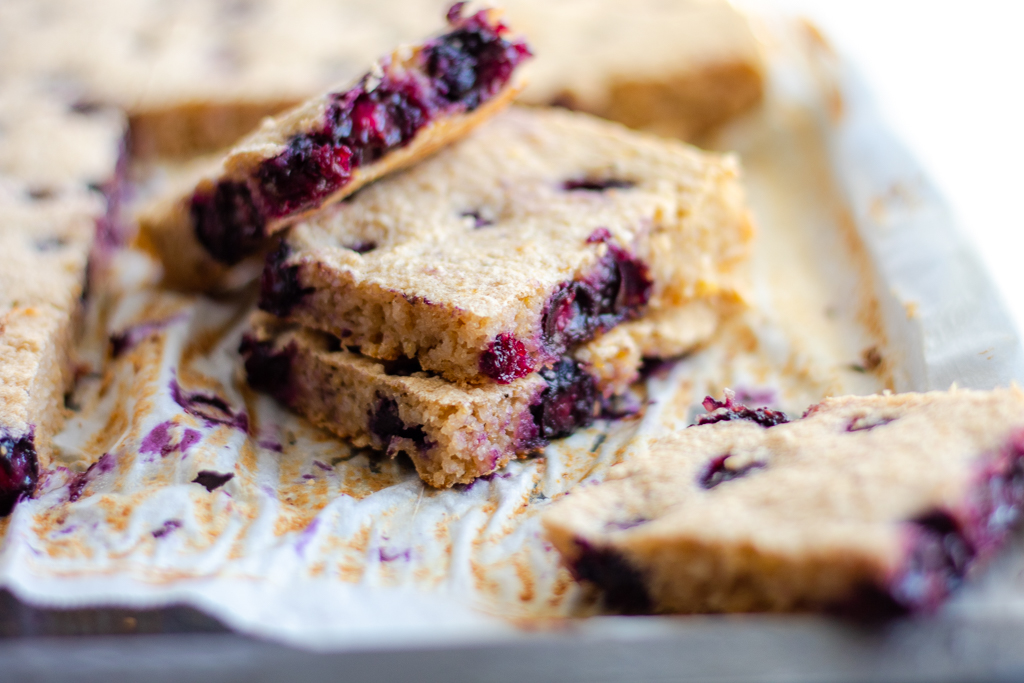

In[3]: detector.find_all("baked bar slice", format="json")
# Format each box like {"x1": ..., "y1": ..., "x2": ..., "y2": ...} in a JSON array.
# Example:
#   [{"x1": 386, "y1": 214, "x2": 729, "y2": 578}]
[
  {"x1": 261, "y1": 106, "x2": 752, "y2": 385},
  {"x1": 0, "y1": 181, "x2": 101, "y2": 514},
  {"x1": 506, "y1": 0, "x2": 765, "y2": 139},
  {"x1": 543, "y1": 388, "x2": 1024, "y2": 615},
  {"x1": 0, "y1": 80, "x2": 125, "y2": 196},
  {"x1": 242, "y1": 305, "x2": 721, "y2": 488},
  {"x1": 138, "y1": 4, "x2": 530, "y2": 291},
  {"x1": 0, "y1": 0, "x2": 760, "y2": 156}
]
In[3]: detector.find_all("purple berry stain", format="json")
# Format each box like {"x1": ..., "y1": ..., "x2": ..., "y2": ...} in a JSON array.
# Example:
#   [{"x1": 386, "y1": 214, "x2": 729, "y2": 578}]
[
  {"x1": 697, "y1": 390, "x2": 789, "y2": 429},
  {"x1": 189, "y1": 5, "x2": 530, "y2": 265},
  {"x1": 67, "y1": 452, "x2": 116, "y2": 503},
  {"x1": 698, "y1": 454, "x2": 766, "y2": 490},
  {"x1": 152, "y1": 519, "x2": 182, "y2": 539},
  {"x1": 0, "y1": 428, "x2": 38, "y2": 516},
  {"x1": 109, "y1": 315, "x2": 185, "y2": 358},
  {"x1": 193, "y1": 470, "x2": 234, "y2": 492},
  {"x1": 170, "y1": 377, "x2": 249, "y2": 432}
]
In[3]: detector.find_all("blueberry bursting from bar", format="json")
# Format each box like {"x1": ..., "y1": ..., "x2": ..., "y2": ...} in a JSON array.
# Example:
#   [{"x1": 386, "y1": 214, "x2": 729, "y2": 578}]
[{"x1": 190, "y1": 4, "x2": 532, "y2": 265}]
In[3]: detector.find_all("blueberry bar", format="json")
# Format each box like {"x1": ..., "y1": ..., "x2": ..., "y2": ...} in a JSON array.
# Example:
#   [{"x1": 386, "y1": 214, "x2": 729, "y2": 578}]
[
  {"x1": 241, "y1": 312, "x2": 635, "y2": 488},
  {"x1": 261, "y1": 107, "x2": 753, "y2": 385},
  {"x1": 507, "y1": 0, "x2": 765, "y2": 139},
  {"x1": 138, "y1": 4, "x2": 530, "y2": 291},
  {"x1": 0, "y1": 182, "x2": 102, "y2": 514},
  {"x1": 543, "y1": 388, "x2": 1024, "y2": 614}
]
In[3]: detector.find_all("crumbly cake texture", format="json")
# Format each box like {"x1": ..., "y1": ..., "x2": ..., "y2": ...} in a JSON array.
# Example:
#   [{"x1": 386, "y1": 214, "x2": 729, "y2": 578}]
[
  {"x1": 137, "y1": 5, "x2": 530, "y2": 291},
  {"x1": 543, "y1": 388, "x2": 1024, "y2": 615},
  {"x1": 0, "y1": 182, "x2": 101, "y2": 514},
  {"x1": 0, "y1": 79, "x2": 126, "y2": 196},
  {"x1": 242, "y1": 296, "x2": 725, "y2": 488},
  {"x1": 0, "y1": 0, "x2": 761, "y2": 157},
  {"x1": 264, "y1": 107, "x2": 752, "y2": 385}
]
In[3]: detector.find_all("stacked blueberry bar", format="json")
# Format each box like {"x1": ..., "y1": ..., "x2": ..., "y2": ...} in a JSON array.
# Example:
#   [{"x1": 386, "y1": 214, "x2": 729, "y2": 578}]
[
  {"x1": 543, "y1": 388, "x2": 1024, "y2": 614},
  {"x1": 138, "y1": 5, "x2": 531, "y2": 292},
  {"x1": 0, "y1": 81, "x2": 126, "y2": 515},
  {"x1": 241, "y1": 107, "x2": 753, "y2": 487}
]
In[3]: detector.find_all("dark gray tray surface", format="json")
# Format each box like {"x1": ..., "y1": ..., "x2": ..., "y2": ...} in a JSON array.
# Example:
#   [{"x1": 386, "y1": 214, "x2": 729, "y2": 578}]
[{"x1": 2, "y1": 592, "x2": 1024, "y2": 683}]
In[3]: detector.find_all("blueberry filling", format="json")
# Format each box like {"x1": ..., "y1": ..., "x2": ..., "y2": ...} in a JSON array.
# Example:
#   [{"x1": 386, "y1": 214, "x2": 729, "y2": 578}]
[
  {"x1": 571, "y1": 538, "x2": 652, "y2": 614},
  {"x1": 696, "y1": 392, "x2": 789, "y2": 429},
  {"x1": 538, "y1": 241, "x2": 652, "y2": 360},
  {"x1": 530, "y1": 359, "x2": 598, "y2": 441},
  {"x1": 367, "y1": 395, "x2": 429, "y2": 453},
  {"x1": 698, "y1": 454, "x2": 766, "y2": 490},
  {"x1": 239, "y1": 334, "x2": 297, "y2": 405},
  {"x1": 480, "y1": 333, "x2": 534, "y2": 384},
  {"x1": 190, "y1": 5, "x2": 529, "y2": 265},
  {"x1": 192, "y1": 470, "x2": 234, "y2": 492},
  {"x1": 563, "y1": 178, "x2": 636, "y2": 192},
  {"x1": 888, "y1": 511, "x2": 974, "y2": 612},
  {"x1": 258, "y1": 242, "x2": 314, "y2": 317},
  {"x1": 0, "y1": 429, "x2": 37, "y2": 516},
  {"x1": 255, "y1": 135, "x2": 352, "y2": 218},
  {"x1": 191, "y1": 180, "x2": 266, "y2": 265}
]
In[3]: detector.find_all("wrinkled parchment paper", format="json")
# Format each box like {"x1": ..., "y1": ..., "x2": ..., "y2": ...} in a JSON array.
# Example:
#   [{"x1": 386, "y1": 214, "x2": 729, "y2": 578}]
[{"x1": 0, "y1": 16, "x2": 1021, "y2": 650}]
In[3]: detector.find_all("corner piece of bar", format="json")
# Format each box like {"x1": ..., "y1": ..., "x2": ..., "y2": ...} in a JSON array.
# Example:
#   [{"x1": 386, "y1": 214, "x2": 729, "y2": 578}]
[
  {"x1": 138, "y1": 4, "x2": 530, "y2": 292},
  {"x1": 265, "y1": 106, "x2": 753, "y2": 385},
  {"x1": 542, "y1": 387, "x2": 1024, "y2": 614}
]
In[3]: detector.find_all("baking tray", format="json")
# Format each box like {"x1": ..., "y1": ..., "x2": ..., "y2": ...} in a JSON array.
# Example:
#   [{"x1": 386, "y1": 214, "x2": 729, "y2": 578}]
[{"x1": 3, "y1": 16, "x2": 1024, "y2": 683}]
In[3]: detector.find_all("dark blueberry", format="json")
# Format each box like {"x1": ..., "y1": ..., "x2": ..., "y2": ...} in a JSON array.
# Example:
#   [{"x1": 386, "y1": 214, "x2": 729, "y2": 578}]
[
  {"x1": 539, "y1": 242, "x2": 652, "y2": 356},
  {"x1": 888, "y1": 511, "x2": 973, "y2": 612},
  {"x1": 0, "y1": 429, "x2": 38, "y2": 516},
  {"x1": 258, "y1": 242, "x2": 314, "y2": 317},
  {"x1": 423, "y1": 9, "x2": 531, "y2": 111},
  {"x1": 191, "y1": 180, "x2": 266, "y2": 265},
  {"x1": 256, "y1": 134, "x2": 352, "y2": 218},
  {"x1": 460, "y1": 210, "x2": 493, "y2": 228},
  {"x1": 586, "y1": 227, "x2": 611, "y2": 244},
  {"x1": 563, "y1": 178, "x2": 636, "y2": 192},
  {"x1": 367, "y1": 395, "x2": 429, "y2": 452},
  {"x1": 345, "y1": 240, "x2": 377, "y2": 254},
  {"x1": 696, "y1": 392, "x2": 789, "y2": 429},
  {"x1": 192, "y1": 470, "x2": 234, "y2": 492},
  {"x1": 530, "y1": 359, "x2": 597, "y2": 441},
  {"x1": 325, "y1": 83, "x2": 429, "y2": 167},
  {"x1": 542, "y1": 282, "x2": 599, "y2": 353},
  {"x1": 480, "y1": 333, "x2": 534, "y2": 384},
  {"x1": 571, "y1": 538, "x2": 652, "y2": 614},
  {"x1": 239, "y1": 334, "x2": 296, "y2": 404},
  {"x1": 380, "y1": 356, "x2": 423, "y2": 377},
  {"x1": 698, "y1": 454, "x2": 766, "y2": 490}
]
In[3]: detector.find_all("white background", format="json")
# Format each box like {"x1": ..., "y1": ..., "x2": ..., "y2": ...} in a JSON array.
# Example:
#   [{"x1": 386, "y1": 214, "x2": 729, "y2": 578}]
[{"x1": 747, "y1": 0, "x2": 1024, "y2": 335}]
